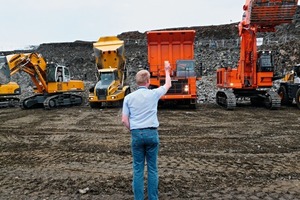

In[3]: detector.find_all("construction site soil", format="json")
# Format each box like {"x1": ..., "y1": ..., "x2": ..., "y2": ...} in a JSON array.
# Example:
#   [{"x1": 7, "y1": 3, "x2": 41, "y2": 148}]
[
  {"x1": 1, "y1": 104, "x2": 300, "y2": 199},
  {"x1": 1, "y1": 6, "x2": 300, "y2": 200}
]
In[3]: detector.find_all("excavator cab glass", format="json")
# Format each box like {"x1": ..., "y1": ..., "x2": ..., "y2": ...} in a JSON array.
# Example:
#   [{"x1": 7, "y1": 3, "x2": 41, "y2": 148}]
[
  {"x1": 46, "y1": 63, "x2": 57, "y2": 82},
  {"x1": 56, "y1": 67, "x2": 63, "y2": 82},
  {"x1": 0, "y1": 56, "x2": 11, "y2": 84},
  {"x1": 64, "y1": 67, "x2": 71, "y2": 82},
  {"x1": 257, "y1": 51, "x2": 274, "y2": 72}
]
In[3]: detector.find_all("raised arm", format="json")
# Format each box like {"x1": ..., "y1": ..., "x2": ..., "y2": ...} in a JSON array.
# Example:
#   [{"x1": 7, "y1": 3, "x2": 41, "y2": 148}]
[{"x1": 164, "y1": 61, "x2": 172, "y2": 91}]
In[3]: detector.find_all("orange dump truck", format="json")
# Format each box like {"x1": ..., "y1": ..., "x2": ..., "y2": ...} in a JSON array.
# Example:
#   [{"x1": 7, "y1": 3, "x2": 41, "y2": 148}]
[{"x1": 147, "y1": 30, "x2": 200, "y2": 108}]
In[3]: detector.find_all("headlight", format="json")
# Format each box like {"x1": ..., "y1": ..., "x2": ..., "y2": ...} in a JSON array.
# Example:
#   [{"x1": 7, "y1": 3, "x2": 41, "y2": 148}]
[{"x1": 184, "y1": 85, "x2": 189, "y2": 92}]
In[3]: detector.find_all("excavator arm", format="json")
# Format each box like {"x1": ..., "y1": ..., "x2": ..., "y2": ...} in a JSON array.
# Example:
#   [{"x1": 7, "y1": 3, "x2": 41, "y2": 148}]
[{"x1": 7, "y1": 53, "x2": 48, "y2": 93}]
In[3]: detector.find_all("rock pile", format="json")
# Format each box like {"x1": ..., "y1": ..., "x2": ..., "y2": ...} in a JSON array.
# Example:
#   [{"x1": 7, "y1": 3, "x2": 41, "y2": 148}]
[{"x1": 1, "y1": 6, "x2": 299, "y2": 104}]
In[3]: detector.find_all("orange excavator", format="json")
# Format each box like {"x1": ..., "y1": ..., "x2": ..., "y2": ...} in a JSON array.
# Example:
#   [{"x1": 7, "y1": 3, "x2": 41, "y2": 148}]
[{"x1": 216, "y1": 0, "x2": 298, "y2": 110}]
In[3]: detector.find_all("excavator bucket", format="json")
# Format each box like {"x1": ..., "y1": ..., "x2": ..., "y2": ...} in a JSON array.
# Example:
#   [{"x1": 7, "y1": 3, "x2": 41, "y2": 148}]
[{"x1": 250, "y1": 0, "x2": 298, "y2": 25}]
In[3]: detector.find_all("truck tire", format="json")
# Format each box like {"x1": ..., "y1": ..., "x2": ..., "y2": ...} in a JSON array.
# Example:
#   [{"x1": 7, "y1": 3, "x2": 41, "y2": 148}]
[
  {"x1": 90, "y1": 102, "x2": 102, "y2": 108},
  {"x1": 278, "y1": 85, "x2": 292, "y2": 105},
  {"x1": 296, "y1": 88, "x2": 300, "y2": 109}
]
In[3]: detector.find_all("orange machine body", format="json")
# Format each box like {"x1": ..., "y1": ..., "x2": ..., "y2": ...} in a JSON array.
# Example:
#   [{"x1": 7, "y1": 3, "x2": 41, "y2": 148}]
[
  {"x1": 216, "y1": 0, "x2": 298, "y2": 109},
  {"x1": 147, "y1": 30, "x2": 199, "y2": 108}
]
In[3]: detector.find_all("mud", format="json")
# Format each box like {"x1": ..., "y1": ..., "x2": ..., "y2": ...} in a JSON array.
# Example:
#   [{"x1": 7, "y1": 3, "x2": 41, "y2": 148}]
[{"x1": 1, "y1": 103, "x2": 300, "y2": 200}]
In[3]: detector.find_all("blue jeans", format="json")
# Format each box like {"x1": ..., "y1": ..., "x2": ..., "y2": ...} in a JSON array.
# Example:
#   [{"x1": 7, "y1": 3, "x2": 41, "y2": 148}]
[{"x1": 131, "y1": 128, "x2": 159, "y2": 200}]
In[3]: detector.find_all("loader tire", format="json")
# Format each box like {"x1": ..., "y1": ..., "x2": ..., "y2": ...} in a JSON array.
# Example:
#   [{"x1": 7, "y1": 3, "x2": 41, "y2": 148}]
[
  {"x1": 296, "y1": 88, "x2": 300, "y2": 109},
  {"x1": 90, "y1": 102, "x2": 102, "y2": 109},
  {"x1": 278, "y1": 85, "x2": 292, "y2": 105}
]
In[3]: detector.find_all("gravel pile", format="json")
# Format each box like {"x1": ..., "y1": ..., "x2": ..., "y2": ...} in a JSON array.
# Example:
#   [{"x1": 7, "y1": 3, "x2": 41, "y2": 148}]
[{"x1": 1, "y1": 6, "x2": 299, "y2": 104}]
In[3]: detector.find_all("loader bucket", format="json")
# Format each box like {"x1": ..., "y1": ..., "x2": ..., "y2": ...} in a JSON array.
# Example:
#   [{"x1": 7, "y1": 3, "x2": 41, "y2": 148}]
[{"x1": 250, "y1": 0, "x2": 298, "y2": 25}]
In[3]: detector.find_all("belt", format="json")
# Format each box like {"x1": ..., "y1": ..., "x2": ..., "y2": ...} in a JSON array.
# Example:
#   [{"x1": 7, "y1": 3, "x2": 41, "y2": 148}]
[{"x1": 132, "y1": 127, "x2": 157, "y2": 130}]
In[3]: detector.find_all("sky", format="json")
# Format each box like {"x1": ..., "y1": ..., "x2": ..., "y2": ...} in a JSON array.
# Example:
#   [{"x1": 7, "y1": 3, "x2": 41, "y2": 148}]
[{"x1": 0, "y1": 0, "x2": 299, "y2": 51}]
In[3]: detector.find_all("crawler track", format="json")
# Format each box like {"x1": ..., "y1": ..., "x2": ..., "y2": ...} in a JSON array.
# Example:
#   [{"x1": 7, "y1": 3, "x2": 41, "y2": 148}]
[
  {"x1": 216, "y1": 90, "x2": 236, "y2": 110},
  {"x1": 264, "y1": 90, "x2": 281, "y2": 110},
  {"x1": 20, "y1": 93, "x2": 83, "y2": 109}
]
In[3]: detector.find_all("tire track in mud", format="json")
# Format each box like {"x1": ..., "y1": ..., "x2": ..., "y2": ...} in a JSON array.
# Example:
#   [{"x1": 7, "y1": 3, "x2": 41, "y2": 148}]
[
  {"x1": 156, "y1": 105, "x2": 300, "y2": 199},
  {"x1": 0, "y1": 107, "x2": 133, "y2": 199},
  {"x1": 1, "y1": 105, "x2": 300, "y2": 199}
]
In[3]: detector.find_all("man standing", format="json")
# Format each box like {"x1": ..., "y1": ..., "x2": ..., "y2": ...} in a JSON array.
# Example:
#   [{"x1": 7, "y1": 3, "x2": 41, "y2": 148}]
[{"x1": 122, "y1": 61, "x2": 172, "y2": 200}]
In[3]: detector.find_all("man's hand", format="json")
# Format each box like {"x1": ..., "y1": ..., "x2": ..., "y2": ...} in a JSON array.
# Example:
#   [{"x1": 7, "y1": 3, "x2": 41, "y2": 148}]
[
  {"x1": 164, "y1": 60, "x2": 171, "y2": 71},
  {"x1": 164, "y1": 60, "x2": 172, "y2": 90},
  {"x1": 122, "y1": 114, "x2": 130, "y2": 130}
]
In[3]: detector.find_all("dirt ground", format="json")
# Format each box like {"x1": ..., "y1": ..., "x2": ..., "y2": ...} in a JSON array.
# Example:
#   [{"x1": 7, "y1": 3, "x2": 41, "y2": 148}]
[{"x1": 0, "y1": 103, "x2": 300, "y2": 200}]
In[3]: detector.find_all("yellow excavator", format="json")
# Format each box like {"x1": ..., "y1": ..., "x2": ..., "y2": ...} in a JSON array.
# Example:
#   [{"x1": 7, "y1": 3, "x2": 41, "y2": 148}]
[
  {"x1": 4, "y1": 53, "x2": 84, "y2": 109},
  {"x1": 89, "y1": 36, "x2": 130, "y2": 108},
  {"x1": 0, "y1": 55, "x2": 21, "y2": 108}
]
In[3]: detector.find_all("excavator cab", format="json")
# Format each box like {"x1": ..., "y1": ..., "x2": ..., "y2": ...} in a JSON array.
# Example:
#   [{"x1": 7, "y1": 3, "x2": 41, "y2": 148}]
[
  {"x1": 257, "y1": 51, "x2": 274, "y2": 72},
  {"x1": 46, "y1": 63, "x2": 71, "y2": 83}
]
